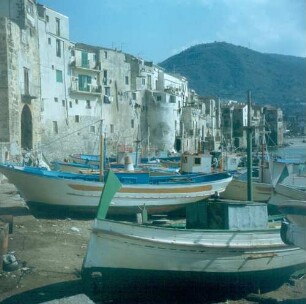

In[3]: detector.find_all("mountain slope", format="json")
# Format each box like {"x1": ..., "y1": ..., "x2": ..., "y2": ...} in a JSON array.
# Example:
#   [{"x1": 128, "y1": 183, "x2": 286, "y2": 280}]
[{"x1": 159, "y1": 42, "x2": 306, "y2": 106}]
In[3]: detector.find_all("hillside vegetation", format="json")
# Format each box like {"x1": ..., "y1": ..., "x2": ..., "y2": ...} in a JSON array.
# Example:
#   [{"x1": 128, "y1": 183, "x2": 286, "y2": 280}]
[{"x1": 160, "y1": 42, "x2": 306, "y2": 107}]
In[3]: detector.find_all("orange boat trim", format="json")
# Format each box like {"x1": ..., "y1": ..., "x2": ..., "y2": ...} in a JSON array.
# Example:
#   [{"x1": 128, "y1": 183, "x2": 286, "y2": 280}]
[{"x1": 68, "y1": 184, "x2": 213, "y2": 193}]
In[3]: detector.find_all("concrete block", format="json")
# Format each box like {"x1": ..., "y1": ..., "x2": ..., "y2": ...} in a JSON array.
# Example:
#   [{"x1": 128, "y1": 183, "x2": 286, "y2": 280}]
[{"x1": 41, "y1": 294, "x2": 95, "y2": 304}]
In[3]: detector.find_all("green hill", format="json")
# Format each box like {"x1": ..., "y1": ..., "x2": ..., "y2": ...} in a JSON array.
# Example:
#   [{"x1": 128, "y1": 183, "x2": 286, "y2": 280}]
[{"x1": 159, "y1": 42, "x2": 306, "y2": 107}]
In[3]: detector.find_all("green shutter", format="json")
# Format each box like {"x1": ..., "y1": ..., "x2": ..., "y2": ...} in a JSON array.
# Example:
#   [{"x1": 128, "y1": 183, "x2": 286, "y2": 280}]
[
  {"x1": 56, "y1": 70, "x2": 63, "y2": 83},
  {"x1": 81, "y1": 52, "x2": 88, "y2": 68}
]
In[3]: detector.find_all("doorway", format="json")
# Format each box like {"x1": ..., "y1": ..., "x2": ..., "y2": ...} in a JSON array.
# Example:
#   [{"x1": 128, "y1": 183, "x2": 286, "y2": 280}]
[{"x1": 21, "y1": 105, "x2": 33, "y2": 150}]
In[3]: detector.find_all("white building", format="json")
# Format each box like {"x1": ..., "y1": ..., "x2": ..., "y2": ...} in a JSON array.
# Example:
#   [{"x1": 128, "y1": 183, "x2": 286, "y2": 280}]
[{"x1": 0, "y1": 0, "x2": 220, "y2": 163}]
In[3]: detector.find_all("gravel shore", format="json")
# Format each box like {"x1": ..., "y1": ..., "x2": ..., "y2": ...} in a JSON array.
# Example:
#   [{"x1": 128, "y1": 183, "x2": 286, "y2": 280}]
[{"x1": 0, "y1": 181, "x2": 306, "y2": 304}]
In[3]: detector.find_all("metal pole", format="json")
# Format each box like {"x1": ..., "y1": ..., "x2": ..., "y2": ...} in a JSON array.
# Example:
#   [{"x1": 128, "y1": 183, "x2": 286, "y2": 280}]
[
  {"x1": 99, "y1": 120, "x2": 104, "y2": 182},
  {"x1": 247, "y1": 90, "x2": 253, "y2": 202},
  {"x1": 261, "y1": 111, "x2": 265, "y2": 183}
]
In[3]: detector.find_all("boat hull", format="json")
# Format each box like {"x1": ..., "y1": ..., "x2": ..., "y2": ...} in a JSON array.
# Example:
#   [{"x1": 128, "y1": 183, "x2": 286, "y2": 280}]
[
  {"x1": 278, "y1": 200, "x2": 306, "y2": 250},
  {"x1": 220, "y1": 178, "x2": 273, "y2": 202},
  {"x1": 82, "y1": 219, "x2": 306, "y2": 288},
  {"x1": 274, "y1": 184, "x2": 306, "y2": 202},
  {"x1": 0, "y1": 165, "x2": 232, "y2": 215}
]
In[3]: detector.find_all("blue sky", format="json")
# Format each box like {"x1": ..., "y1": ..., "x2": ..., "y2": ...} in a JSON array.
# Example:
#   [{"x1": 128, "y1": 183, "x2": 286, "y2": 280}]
[{"x1": 38, "y1": 0, "x2": 306, "y2": 63}]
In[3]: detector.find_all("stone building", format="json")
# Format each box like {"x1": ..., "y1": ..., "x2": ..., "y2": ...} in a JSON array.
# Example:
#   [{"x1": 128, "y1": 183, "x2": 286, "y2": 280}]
[
  {"x1": 263, "y1": 106, "x2": 284, "y2": 146},
  {"x1": 0, "y1": 0, "x2": 42, "y2": 162},
  {"x1": 0, "y1": 0, "x2": 194, "y2": 161},
  {"x1": 220, "y1": 101, "x2": 258, "y2": 150},
  {"x1": 1, "y1": 0, "x2": 277, "y2": 165}
]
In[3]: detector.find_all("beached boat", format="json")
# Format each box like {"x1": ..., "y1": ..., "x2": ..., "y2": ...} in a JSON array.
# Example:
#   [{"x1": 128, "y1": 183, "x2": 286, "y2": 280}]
[
  {"x1": 81, "y1": 171, "x2": 306, "y2": 292},
  {"x1": 221, "y1": 159, "x2": 298, "y2": 202},
  {"x1": 268, "y1": 161, "x2": 306, "y2": 205},
  {"x1": 277, "y1": 200, "x2": 306, "y2": 250},
  {"x1": 51, "y1": 160, "x2": 100, "y2": 174},
  {"x1": 220, "y1": 177, "x2": 273, "y2": 202},
  {"x1": 0, "y1": 164, "x2": 232, "y2": 216}
]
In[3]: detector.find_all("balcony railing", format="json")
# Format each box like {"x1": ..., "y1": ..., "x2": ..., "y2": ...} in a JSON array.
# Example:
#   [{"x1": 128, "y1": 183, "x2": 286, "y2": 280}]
[
  {"x1": 70, "y1": 58, "x2": 101, "y2": 71},
  {"x1": 70, "y1": 83, "x2": 102, "y2": 95}
]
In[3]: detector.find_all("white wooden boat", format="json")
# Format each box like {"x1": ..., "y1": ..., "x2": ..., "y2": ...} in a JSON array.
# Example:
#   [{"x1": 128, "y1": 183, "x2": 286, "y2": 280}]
[
  {"x1": 81, "y1": 172, "x2": 306, "y2": 292},
  {"x1": 221, "y1": 159, "x2": 302, "y2": 202},
  {"x1": 277, "y1": 200, "x2": 306, "y2": 250},
  {"x1": 82, "y1": 218, "x2": 306, "y2": 287},
  {"x1": 220, "y1": 178, "x2": 273, "y2": 202},
  {"x1": 0, "y1": 164, "x2": 232, "y2": 216},
  {"x1": 51, "y1": 160, "x2": 100, "y2": 174}
]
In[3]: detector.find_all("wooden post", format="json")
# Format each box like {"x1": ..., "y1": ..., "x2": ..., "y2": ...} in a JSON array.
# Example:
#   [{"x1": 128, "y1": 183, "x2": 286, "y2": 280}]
[{"x1": 0, "y1": 222, "x2": 9, "y2": 271}]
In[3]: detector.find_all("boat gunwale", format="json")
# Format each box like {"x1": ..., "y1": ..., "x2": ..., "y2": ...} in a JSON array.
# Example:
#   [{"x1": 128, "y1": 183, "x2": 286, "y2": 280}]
[{"x1": 91, "y1": 220, "x2": 297, "y2": 251}]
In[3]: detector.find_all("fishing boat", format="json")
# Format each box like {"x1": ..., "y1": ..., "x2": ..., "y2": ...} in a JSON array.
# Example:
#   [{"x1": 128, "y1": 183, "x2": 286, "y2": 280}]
[
  {"x1": 277, "y1": 200, "x2": 306, "y2": 250},
  {"x1": 81, "y1": 171, "x2": 306, "y2": 293},
  {"x1": 0, "y1": 163, "x2": 232, "y2": 216},
  {"x1": 51, "y1": 160, "x2": 100, "y2": 174},
  {"x1": 81, "y1": 96, "x2": 306, "y2": 293},
  {"x1": 220, "y1": 177, "x2": 273, "y2": 202}
]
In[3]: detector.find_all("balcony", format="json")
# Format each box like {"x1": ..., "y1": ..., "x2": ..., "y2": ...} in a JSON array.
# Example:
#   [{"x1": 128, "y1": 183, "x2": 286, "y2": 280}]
[
  {"x1": 70, "y1": 83, "x2": 102, "y2": 96},
  {"x1": 70, "y1": 58, "x2": 101, "y2": 71}
]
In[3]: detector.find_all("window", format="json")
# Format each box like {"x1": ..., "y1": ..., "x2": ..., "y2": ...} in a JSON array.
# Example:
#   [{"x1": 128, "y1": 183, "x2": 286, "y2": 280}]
[
  {"x1": 105, "y1": 87, "x2": 110, "y2": 96},
  {"x1": 169, "y1": 95, "x2": 176, "y2": 103},
  {"x1": 27, "y1": 1, "x2": 34, "y2": 16},
  {"x1": 53, "y1": 121, "x2": 58, "y2": 134},
  {"x1": 86, "y1": 100, "x2": 91, "y2": 109},
  {"x1": 90, "y1": 126, "x2": 95, "y2": 133},
  {"x1": 62, "y1": 100, "x2": 65, "y2": 107},
  {"x1": 75, "y1": 99, "x2": 78, "y2": 104},
  {"x1": 69, "y1": 101, "x2": 72, "y2": 108},
  {"x1": 75, "y1": 115, "x2": 80, "y2": 123},
  {"x1": 46, "y1": 15, "x2": 49, "y2": 22},
  {"x1": 125, "y1": 76, "x2": 129, "y2": 85},
  {"x1": 56, "y1": 70, "x2": 63, "y2": 83},
  {"x1": 48, "y1": 37, "x2": 51, "y2": 45},
  {"x1": 56, "y1": 39, "x2": 61, "y2": 57},
  {"x1": 147, "y1": 75, "x2": 151, "y2": 89},
  {"x1": 132, "y1": 92, "x2": 136, "y2": 100},
  {"x1": 78, "y1": 75, "x2": 91, "y2": 91},
  {"x1": 142, "y1": 78, "x2": 145, "y2": 85},
  {"x1": 54, "y1": 97, "x2": 58, "y2": 102},
  {"x1": 156, "y1": 95, "x2": 161, "y2": 101},
  {"x1": 23, "y1": 67, "x2": 29, "y2": 95},
  {"x1": 103, "y1": 70, "x2": 107, "y2": 85},
  {"x1": 131, "y1": 119, "x2": 134, "y2": 128},
  {"x1": 104, "y1": 51, "x2": 107, "y2": 59},
  {"x1": 194, "y1": 158, "x2": 201, "y2": 165},
  {"x1": 81, "y1": 52, "x2": 89, "y2": 68},
  {"x1": 56, "y1": 18, "x2": 60, "y2": 36},
  {"x1": 110, "y1": 124, "x2": 114, "y2": 133}
]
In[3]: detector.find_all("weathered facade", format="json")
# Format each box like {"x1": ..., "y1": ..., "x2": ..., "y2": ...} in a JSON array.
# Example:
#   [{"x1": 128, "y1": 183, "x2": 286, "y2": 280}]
[
  {"x1": 264, "y1": 106, "x2": 284, "y2": 146},
  {"x1": 0, "y1": 0, "x2": 41, "y2": 162},
  {"x1": 0, "y1": 0, "x2": 283, "y2": 164}
]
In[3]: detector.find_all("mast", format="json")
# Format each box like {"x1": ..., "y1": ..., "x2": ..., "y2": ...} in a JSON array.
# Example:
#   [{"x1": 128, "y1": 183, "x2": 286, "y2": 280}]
[
  {"x1": 135, "y1": 125, "x2": 141, "y2": 168},
  {"x1": 247, "y1": 91, "x2": 253, "y2": 202},
  {"x1": 99, "y1": 120, "x2": 104, "y2": 182},
  {"x1": 261, "y1": 110, "x2": 265, "y2": 183}
]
